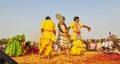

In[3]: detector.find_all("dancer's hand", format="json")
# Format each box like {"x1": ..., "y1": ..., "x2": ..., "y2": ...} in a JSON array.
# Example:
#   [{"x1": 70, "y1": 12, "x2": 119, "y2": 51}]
[{"x1": 88, "y1": 27, "x2": 91, "y2": 32}]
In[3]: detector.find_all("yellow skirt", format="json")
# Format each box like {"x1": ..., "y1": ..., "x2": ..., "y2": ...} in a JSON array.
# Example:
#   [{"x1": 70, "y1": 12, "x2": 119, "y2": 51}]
[
  {"x1": 39, "y1": 31, "x2": 56, "y2": 57},
  {"x1": 70, "y1": 40, "x2": 84, "y2": 55}
]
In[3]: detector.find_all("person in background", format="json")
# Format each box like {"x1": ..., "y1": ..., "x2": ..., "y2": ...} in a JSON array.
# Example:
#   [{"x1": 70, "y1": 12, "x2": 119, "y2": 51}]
[
  {"x1": 32, "y1": 43, "x2": 39, "y2": 54},
  {"x1": 107, "y1": 38, "x2": 113, "y2": 53},
  {"x1": 102, "y1": 39, "x2": 107, "y2": 52},
  {"x1": 84, "y1": 39, "x2": 89, "y2": 51},
  {"x1": 112, "y1": 38, "x2": 120, "y2": 54},
  {"x1": 68, "y1": 16, "x2": 91, "y2": 55},
  {"x1": 102, "y1": 38, "x2": 110, "y2": 53},
  {"x1": 89, "y1": 39, "x2": 96, "y2": 51},
  {"x1": 96, "y1": 39, "x2": 102, "y2": 52},
  {"x1": 118, "y1": 39, "x2": 120, "y2": 52},
  {"x1": 5, "y1": 35, "x2": 24, "y2": 57}
]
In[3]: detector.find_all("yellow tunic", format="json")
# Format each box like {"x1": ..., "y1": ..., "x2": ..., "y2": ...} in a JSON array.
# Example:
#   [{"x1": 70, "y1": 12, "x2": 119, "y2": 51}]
[
  {"x1": 69, "y1": 22, "x2": 84, "y2": 40},
  {"x1": 40, "y1": 20, "x2": 56, "y2": 42},
  {"x1": 69, "y1": 22, "x2": 84, "y2": 55},
  {"x1": 39, "y1": 19, "x2": 56, "y2": 57}
]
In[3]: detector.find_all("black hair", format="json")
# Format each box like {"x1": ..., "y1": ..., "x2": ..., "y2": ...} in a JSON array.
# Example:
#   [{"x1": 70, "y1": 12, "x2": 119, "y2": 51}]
[
  {"x1": 74, "y1": 16, "x2": 79, "y2": 21},
  {"x1": 45, "y1": 16, "x2": 51, "y2": 20},
  {"x1": 25, "y1": 41, "x2": 30, "y2": 48},
  {"x1": 62, "y1": 16, "x2": 65, "y2": 21}
]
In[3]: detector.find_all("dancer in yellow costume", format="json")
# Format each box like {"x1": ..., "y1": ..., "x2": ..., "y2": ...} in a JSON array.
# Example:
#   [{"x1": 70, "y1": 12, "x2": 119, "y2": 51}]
[
  {"x1": 68, "y1": 16, "x2": 91, "y2": 55},
  {"x1": 39, "y1": 16, "x2": 56, "y2": 57}
]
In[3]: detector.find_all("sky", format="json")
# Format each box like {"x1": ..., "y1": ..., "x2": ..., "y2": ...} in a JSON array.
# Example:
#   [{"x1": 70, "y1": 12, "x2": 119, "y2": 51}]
[{"x1": 0, "y1": 0, "x2": 120, "y2": 42}]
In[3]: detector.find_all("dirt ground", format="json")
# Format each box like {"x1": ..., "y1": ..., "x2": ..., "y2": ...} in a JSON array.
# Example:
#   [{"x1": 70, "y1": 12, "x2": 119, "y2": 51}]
[{"x1": 12, "y1": 52, "x2": 120, "y2": 64}]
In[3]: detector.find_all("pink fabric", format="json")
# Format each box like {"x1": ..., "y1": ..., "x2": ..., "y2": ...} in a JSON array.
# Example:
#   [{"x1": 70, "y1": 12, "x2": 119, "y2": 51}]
[
  {"x1": 75, "y1": 23, "x2": 80, "y2": 36},
  {"x1": 27, "y1": 46, "x2": 39, "y2": 54},
  {"x1": 33, "y1": 46, "x2": 39, "y2": 54},
  {"x1": 90, "y1": 43, "x2": 96, "y2": 49}
]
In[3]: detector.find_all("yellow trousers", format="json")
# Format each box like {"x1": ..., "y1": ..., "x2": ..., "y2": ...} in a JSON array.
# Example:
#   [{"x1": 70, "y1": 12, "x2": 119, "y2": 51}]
[{"x1": 39, "y1": 38, "x2": 53, "y2": 57}]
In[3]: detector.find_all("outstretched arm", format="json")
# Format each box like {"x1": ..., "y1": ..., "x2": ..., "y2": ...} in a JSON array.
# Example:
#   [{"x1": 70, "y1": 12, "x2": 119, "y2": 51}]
[{"x1": 83, "y1": 25, "x2": 91, "y2": 32}]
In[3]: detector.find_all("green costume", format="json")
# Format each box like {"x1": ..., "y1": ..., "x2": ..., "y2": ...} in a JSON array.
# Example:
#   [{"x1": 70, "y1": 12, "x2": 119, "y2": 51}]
[{"x1": 5, "y1": 34, "x2": 25, "y2": 56}]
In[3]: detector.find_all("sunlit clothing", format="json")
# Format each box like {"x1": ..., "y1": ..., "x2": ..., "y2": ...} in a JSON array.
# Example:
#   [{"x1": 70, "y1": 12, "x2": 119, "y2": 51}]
[
  {"x1": 90, "y1": 43, "x2": 96, "y2": 50},
  {"x1": 70, "y1": 40, "x2": 84, "y2": 55},
  {"x1": 69, "y1": 22, "x2": 84, "y2": 40},
  {"x1": 57, "y1": 23, "x2": 71, "y2": 55},
  {"x1": 102, "y1": 42, "x2": 108, "y2": 48},
  {"x1": 69, "y1": 22, "x2": 85, "y2": 55},
  {"x1": 39, "y1": 19, "x2": 56, "y2": 57},
  {"x1": 97, "y1": 42, "x2": 102, "y2": 50},
  {"x1": 108, "y1": 41, "x2": 113, "y2": 47}
]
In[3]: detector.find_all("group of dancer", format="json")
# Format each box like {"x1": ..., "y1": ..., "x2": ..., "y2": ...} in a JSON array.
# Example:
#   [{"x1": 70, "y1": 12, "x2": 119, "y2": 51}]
[
  {"x1": 39, "y1": 14, "x2": 91, "y2": 58},
  {"x1": 3, "y1": 14, "x2": 91, "y2": 57}
]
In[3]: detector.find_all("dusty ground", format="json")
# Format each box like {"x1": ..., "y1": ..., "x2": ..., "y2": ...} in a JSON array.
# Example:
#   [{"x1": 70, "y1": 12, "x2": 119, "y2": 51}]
[{"x1": 12, "y1": 52, "x2": 120, "y2": 64}]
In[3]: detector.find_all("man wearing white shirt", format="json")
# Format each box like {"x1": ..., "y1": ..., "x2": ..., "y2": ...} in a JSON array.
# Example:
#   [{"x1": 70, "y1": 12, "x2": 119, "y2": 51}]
[
  {"x1": 107, "y1": 38, "x2": 113, "y2": 53},
  {"x1": 102, "y1": 39, "x2": 107, "y2": 51}
]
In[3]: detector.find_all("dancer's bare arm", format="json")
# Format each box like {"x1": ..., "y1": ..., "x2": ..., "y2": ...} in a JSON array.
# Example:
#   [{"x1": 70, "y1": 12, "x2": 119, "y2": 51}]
[{"x1": 83, "y1": 25, "x2": 91, "y2": 32}]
